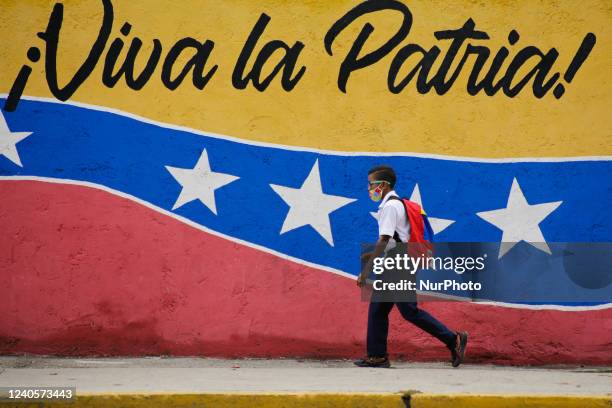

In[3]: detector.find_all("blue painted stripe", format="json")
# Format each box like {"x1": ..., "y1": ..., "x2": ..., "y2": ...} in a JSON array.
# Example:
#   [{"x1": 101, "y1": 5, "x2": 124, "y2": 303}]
[{"x1": 2, "y1": 99, "x2": 611, "y2": 306}]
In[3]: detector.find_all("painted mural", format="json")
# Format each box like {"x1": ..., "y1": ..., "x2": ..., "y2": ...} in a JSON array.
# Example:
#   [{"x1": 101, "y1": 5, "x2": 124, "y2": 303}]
[{"x1": 0, "y1": 0, "x2": 610, "y2": 364}]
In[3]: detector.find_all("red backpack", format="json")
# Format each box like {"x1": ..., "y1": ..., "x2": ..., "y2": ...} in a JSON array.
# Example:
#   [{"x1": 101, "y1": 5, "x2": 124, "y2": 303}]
[{"x1": 387, "y1": 196, "x2": 435, "y2": 257}]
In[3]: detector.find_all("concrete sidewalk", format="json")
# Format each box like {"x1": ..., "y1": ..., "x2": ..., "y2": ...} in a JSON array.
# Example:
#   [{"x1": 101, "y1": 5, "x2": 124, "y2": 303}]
[{"x1": 0, "y1": 357, "x2": 610, "y2": 407}]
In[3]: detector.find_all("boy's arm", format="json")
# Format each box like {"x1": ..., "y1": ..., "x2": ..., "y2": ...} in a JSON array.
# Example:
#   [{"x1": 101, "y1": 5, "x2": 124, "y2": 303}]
[{"x1": 357, "y1": 235, "x2": 391, "y2": 287}]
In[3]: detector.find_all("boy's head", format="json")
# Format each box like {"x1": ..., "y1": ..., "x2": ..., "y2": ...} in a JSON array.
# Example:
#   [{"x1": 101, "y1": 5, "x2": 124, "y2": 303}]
[{"x1": 367, "y1": 165, "x2": 396, "y2": 202}]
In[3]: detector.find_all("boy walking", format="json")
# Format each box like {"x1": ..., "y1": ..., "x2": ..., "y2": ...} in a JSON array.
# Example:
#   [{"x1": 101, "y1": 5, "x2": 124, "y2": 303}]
[{"x1": 355, "y1": 165, "x2": 468, "y2": 368}]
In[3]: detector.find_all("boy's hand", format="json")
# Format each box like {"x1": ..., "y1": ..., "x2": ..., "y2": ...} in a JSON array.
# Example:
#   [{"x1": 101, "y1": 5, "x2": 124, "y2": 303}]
[{"x1": 356, "y1": 273, "x2": 367, "y2": 287}]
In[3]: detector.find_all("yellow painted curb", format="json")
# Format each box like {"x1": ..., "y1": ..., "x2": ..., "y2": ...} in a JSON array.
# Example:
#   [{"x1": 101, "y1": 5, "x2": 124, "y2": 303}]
[
  {"x1": 0, "y1": 393, "x2": 610, "y2": 407},
  {"x1": 409, "y1": 394, "x2": 612, "y2": 408},
  {"x1": 0, "y1": 393, "x2": 405, "y2": 408}
]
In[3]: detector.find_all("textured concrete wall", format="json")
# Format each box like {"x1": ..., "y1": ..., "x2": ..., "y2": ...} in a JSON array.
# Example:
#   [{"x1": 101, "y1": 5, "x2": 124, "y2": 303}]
[{"x1": 0, "y1": 0, "x2": 610, "y2": 364}]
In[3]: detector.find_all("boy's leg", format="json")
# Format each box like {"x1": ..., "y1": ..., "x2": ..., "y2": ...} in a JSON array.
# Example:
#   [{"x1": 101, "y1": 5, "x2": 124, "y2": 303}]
[
  {"x1": 366, "y1": 301, "x2": 395, "y2": 357},
  {"x1": 395, "y1": 301, "x2": 456, "y2": 348}
]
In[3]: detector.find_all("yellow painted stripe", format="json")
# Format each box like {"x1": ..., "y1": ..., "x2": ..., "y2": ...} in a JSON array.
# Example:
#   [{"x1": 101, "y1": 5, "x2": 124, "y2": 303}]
[
  {"x1": 0, "y1": 393, "x2": 405, "y2": 408},
  {"x1": 1, "y1": 0, "x2": 610, "y2": 157},
  {"x1": 2, "y1": 393, "x2": 611, "y2": 408},
  {"x1": 410, "y1": 394, "x2": 612, "y2": 408}
]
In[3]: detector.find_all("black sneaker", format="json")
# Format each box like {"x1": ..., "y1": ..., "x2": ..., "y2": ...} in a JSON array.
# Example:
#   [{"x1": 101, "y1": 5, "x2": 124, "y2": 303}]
[
  {"x1": 353, "y1": 356, "x2": 391, "y2": 368},
  {"x1": 450, "y1": 331, "x2": 468, "y2": 368}
]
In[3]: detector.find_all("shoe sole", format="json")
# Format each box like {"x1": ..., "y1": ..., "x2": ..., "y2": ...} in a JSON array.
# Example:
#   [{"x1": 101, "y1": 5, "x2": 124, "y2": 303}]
[{"x1": 354, "y1": 361, "x2": 391, "y2": 368}]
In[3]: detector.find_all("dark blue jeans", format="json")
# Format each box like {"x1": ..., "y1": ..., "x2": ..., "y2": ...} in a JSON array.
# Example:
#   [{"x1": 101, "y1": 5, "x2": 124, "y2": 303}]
[{"x1": 367, "y1": 301, "x2": 456, "y2": 357}]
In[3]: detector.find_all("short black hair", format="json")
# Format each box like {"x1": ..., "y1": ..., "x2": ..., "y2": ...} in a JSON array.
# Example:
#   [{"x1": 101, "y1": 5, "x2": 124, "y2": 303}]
[{"x1": 368, "y1": 165, "x2": 396, "y2": 188}]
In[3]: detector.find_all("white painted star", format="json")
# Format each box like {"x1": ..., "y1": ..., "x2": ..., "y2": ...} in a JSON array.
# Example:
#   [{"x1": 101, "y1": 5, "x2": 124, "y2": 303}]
[
  {"x1": 476, "y1": 177, "x2": 562, "y2": 259},
  {"x1": 0, "y1": 110, "x2": 32, "y2": 167},
  {"x1": 270, "y1": 159, "x2": 356, "y2": 246},
  {"x1": 370, "y1": 184, "x2": 454, "y2": 235},
  {"x1": 165, "y1": 149, "x2": 239, "y2": 214}
]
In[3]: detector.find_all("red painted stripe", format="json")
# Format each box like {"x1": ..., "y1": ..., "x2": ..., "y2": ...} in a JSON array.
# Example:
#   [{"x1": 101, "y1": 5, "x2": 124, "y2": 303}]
[{"x1": 1, "y1": 180, "x2": 610, "y2": 364}]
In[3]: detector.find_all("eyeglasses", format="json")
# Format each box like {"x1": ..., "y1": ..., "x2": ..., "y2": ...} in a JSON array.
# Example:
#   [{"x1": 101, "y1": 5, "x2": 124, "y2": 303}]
[{"x1": 368, "y1": 180, "x2": 388, "y2": 189}]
